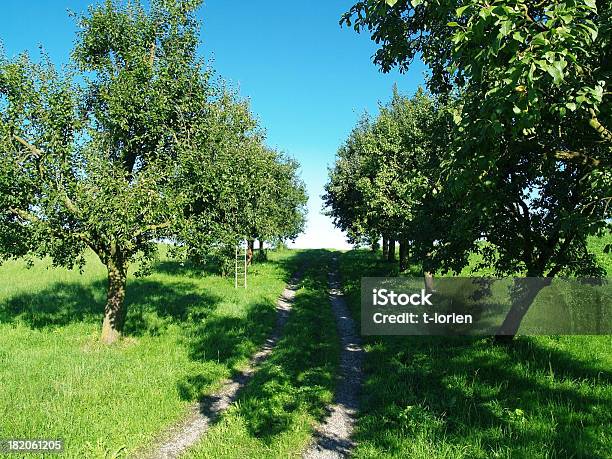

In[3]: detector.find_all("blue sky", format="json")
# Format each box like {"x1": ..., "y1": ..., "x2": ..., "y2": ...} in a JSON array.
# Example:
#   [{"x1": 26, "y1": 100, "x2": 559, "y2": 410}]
[{"x1": 0, "y1": 0, "x2": 426, "y2": 248}]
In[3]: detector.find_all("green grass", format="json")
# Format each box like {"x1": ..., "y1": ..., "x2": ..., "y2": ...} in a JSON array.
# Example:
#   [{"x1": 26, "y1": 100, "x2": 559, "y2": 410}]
[
  {"x1": 1, "y1": 236, "x2": 609, "y2": 458},
  {"x1": 0, "y1": 247, "x2": 302, "y2": 458},
  {"x1": 184, "y1": 250, "x2": 340, "y2": 458},
  {"x1": 339, "y1": 248, "x2": 612, "y2": 458}
]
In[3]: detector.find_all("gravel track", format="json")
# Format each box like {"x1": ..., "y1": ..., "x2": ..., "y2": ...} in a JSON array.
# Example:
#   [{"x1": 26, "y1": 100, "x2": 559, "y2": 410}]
[
  {"x1": 137, "y1": 270, "x2": 303, "y2": 459},
  {"x1": 303, "y1": 255, "x2": 363, "y2": 459}
]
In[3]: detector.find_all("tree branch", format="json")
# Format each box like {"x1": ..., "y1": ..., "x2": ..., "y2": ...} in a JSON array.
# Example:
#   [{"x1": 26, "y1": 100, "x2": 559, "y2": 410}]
[
  {"x1": 553, "y1": 149, "x2": 603, "y2": 167},
  {"x1": 13, "y1": 135, "x2": 43, "y2": 158},
  {"x1": 9, "y1": 206, "x2": 96, "y2": 250},
  {"x1": 545, "y1": 234, "x2": 576, "y2": 277},
  {"x1": 13, "y1": 135, "x2": 81, "y2": 216},
  {"x1": 588, "y1": 109, "x2": 612, "y2": 144},
  {"x1": 8, "y1": 206, "x2": 40, "y2": 223},
  {"x1": 133, "y1": 221, "x2": 172, "y2": 239}
]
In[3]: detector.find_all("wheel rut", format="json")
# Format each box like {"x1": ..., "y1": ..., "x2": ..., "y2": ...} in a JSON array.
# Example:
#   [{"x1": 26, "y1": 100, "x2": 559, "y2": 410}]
[
  {"x1": 303, "y1": 255, "x2": 363, "y2": 459},
  {"x1": 137, "y1": 268, "x2": 304, "y2": 459}
]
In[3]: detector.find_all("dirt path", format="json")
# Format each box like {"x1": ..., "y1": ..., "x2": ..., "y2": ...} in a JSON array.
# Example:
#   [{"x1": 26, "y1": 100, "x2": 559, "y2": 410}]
[
  {"x1": 303, "y1": 255, "x2": 363, "y2": 459},
  {"x1": 138, "y1": 270, "x2": 303, "y2": 459}
]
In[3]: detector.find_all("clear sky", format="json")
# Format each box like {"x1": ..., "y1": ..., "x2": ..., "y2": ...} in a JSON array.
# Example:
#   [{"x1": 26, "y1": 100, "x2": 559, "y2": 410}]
[{"x1": 0, "y1": 0, "x2": 426, "y2": 249}]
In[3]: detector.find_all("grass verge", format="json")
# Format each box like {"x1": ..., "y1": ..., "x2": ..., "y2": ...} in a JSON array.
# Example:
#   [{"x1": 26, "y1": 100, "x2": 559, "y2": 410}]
[
  {"x1": 0, "y1": 247, "x2": 300, "y2": 458},
  {"x1": 339, "y1": 249, "x2": 612, "y2": 458}
]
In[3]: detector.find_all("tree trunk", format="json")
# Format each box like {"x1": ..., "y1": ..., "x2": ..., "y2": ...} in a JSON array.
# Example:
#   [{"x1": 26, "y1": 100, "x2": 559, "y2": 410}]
[
  {"x1": 387, "y1": 238, "x2": 396, "y2": 262},
  {"x1": 246, "y1": 239, "x2": 254, "y2": 265},
  {"x1": 100, "y1": 261, "x2": 128, "y2": 345},
  {"x1": 257, "y1": 239, "x2": 267, "y2": 261},
  {"x1": 399, "y1": 239, "x2": 409, "y2": 272},
  {"x1": 382, "y1": 236, "x2": 389, "y2": 260},
  {"x1": 424, "y1": 271, "x2": 435, "y2": 293},
  {"x1": 495, "y1": 277, "x2": 551, "y2": 342}
]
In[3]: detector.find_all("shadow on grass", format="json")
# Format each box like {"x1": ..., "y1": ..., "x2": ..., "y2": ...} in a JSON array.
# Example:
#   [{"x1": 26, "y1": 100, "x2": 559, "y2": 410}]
[
  {"x1": 174, "y1": 250, "x2": 312, "y2": 403},
  {"x1": 183, "y1": 300, "x2": 277, "y2": 368},
  {"x1": 174, "y1": 299, "x2": 281, "y2": 404},
  {"x1": 153, "y1": 259, "x2": 222, "y2": 278},
  {"x1": 123, "y1": 279, "x2": 221, "y2": 336},
  {"x1": 154, "y1": 249, "x2": 302, "y2": 281},
  {"x1": 0, "y1": 282, "x2": 105, "y2": 328},
  {"x1": 340, "y1": 250, "x2": 612, "y2": 458},
  {"x1": 177, "y1": 250, "x2": 340, "y2": 445},
  {"x1": 226, "y1": 250, "x2": 338, "y2": 442},
  {"x1": 0, "y1": 265, "x2": 222, "y2": 337}
]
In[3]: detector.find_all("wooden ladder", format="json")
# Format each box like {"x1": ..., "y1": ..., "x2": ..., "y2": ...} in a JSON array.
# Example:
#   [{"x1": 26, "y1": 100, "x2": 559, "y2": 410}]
[{"x1": 235, "y1": 240, "x2": 247, "y2": 289}]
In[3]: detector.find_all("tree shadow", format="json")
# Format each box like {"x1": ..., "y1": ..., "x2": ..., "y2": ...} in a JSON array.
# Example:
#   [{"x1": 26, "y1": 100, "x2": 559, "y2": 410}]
[
  {"x1": 174, "y1": 250, "x2": 339, "y2": 446},
  {"x1": 0, "y1": 267, "x2": 222, "y2": 337},
  {"x1": 123, "y1": 278, "x2": 221, "y2": 336},
  {"x1": 226, "y1": 251, "x2": 338, "y2": 442},
  {"x1": 174, "y1": 250, "x2": 315, "y2": 403},
  {"x1": 341, "y1": 251, "x2": 612, "y2": 458},
  {"x1": 183, "y1": 299, "x2": 277, "y2": 370},
  {"x1": 152, "y1": 260, "x2": 222, "y2": 278},
  {"x1": 0, "y1": 281, "x2": 105, "y2": 328},
  {"x1": 357, "y1": 335, "x2": 612, "y2": 457}
]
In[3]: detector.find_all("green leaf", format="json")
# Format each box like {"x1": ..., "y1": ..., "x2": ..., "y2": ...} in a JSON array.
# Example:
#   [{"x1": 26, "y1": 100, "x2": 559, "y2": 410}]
[
  {"x1": 547, "y1": 65, "x2": 564, "y2": 85},
  {"x1": 512, "y1": 31, "x2": 524, "y2": 43},
  {"x1": 499, "y1": 21, "x2": 513, "y2": 36},
  {"x1": 576, "y1": 94, "x2": 588, "y2": 104},
  {"x1": 479, "y1": 6, "x2": 492, "y2": 19},
  {"x1": 456, "y1": 5, "x2": 469, "y2": 16},
  {"x1": 447, "y1": 21, "x2": 460, "y2": 27},
  {"x1": 532, "y1": 33, "x2": 548, "y2": 47},
  {"x1": 386, "y1": 0, "x2": 399, "y2": 6},
  {"x1": 565, "y1": 102, "x2": 577, "y2": 111},
  {"x1": 593, "y1": 85, "x2": 604, "y2": 102}
]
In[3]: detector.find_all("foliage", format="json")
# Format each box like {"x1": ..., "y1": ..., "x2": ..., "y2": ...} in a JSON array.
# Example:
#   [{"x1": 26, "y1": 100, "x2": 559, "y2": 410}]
[
  {"x1": 337, "y1": 0, "x2": 611, "y2": 280},
  {"x1": 324, "y1": 88, "x2": 452, "y2": 257},
  {"x1": 343, "y1": 0, "x2": 611, "y2": 153},
  {"x1": 0, "y1": 0, "x2": 307, "y2": 341}
]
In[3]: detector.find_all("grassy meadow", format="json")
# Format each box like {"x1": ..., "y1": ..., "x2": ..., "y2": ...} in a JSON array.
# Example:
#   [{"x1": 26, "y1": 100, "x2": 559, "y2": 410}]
[
  {"x1": 184, "y1": 250, "x2": 340, "y2": 458},
  {"x1": 0, "y1": 235, "x2": 610, "y2": 458},
  {"x1": 0, "y1": 247, "x2": 302, "y2": 458},
  {"x1": 339, "y1": 234, "x2": 612, "y2": 458}
]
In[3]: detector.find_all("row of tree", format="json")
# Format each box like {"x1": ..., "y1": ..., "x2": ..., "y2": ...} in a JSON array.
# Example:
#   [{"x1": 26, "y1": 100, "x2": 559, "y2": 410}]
[
  {"x1": 326, "y1": 0, "x2": 611, "y2": 338},
  {"x1": 0, "y1": 0, "x2": 307, "y2": 344}
]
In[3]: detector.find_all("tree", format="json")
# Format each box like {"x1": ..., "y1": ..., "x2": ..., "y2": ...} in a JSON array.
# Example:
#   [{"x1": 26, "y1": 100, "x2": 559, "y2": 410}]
[
  {"x1": 324, "y1": 116, "x2": 377, "y2": 246},
  {"x1": 0, "y1": 0, "x2": 280, "y2": 343},
  {"x1": 176, "y1": 128, "x2": 307, "y2": 271},
  {"x1": 342, "y1": 0, "x2": 611, "y2": 157},
  {"x1": 342, "y1": 0, "x2": 612, "y2": 338},
  {"x1": 246, "y1": 148, "x2": 308, "y2": 254},
  {"x1": 325, "y1": 88, "x2": 453, "y2": 276}
]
